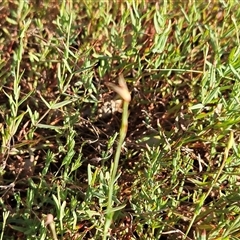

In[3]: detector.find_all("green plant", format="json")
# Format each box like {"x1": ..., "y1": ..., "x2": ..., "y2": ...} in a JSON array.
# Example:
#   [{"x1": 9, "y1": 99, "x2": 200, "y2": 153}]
[{"x1": 0, "y1": 1, "x2": 240, "y2": 239}]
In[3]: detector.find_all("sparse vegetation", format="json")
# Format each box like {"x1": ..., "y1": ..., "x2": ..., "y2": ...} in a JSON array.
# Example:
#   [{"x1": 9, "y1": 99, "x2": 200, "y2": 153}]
[{"x1": 0, "y1": 1, "x2": 240, "y2": 239}]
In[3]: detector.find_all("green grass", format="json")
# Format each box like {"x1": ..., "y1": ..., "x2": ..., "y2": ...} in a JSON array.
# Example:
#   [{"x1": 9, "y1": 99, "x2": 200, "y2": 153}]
[{"x1": 0, "y1": 0, "x2": 240, "y2": 239}]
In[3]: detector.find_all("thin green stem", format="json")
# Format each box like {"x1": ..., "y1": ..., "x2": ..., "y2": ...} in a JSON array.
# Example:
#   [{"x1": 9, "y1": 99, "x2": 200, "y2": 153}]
[
  {"x1": 184, "y1": 131, "x2": 234, "y2": 239},
  {"x1": 103, "y1": 100, "x2": 129, "y2": 239}
]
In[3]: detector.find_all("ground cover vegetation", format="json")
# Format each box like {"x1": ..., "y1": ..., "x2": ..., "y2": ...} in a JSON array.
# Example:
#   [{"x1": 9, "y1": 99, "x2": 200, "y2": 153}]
[{"x1": 0, "y1": 0, "x2": 240, "y2": 239}]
